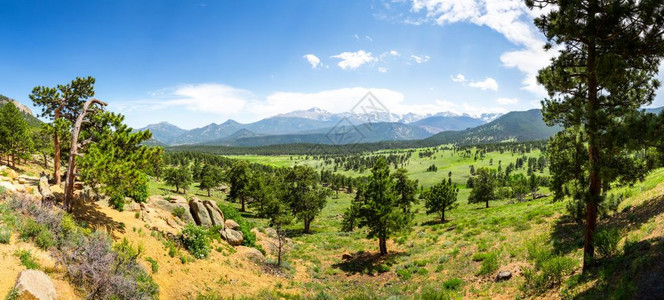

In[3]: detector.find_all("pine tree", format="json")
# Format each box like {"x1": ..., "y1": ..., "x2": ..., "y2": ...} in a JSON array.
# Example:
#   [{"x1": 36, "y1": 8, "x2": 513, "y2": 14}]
[
  {"x1": 343, "y1": 157, "x2": 411, "y2": 255},
  {"x1": 391, "y1": 168, "x2": 418, "y2": 213},
  {"x1": 423, "y1": 180, "x2": 459, "y2": 222},
  {"x1": 30, "y1": 76, "x2": 95, "y2": 184},
  {"x1": 228, "y1": 160, "x2": 250, "y2": 212},
  {"x1": 198, "y1": 164, "x2": 223, "y2": 197},
  {"x1": 527, "y1": 0, "x2": 664, "y2": 271},
  {"x1": 468, "y1": 167, "x2": 496, "y2": 208},
  {"x1": 284, "y1": 165, "x2": 330, "y2": 234},
  {"x1": 0, "y1": 102, "x2": 30, "y2": 168}
]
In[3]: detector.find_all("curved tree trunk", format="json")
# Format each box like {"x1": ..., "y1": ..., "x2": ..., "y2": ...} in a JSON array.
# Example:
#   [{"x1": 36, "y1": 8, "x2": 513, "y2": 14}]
[{"x1": 64, "y1": 99, "x2": 107, "y2": 212}]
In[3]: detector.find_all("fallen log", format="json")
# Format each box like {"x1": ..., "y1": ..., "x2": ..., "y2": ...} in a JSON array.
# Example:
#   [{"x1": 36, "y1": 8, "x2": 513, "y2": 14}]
[{"x1": 38, "y1": 176, "x2": 55, "y2": 207}]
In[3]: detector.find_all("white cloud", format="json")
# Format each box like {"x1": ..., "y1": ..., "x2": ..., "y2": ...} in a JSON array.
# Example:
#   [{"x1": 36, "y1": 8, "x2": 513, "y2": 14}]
[
  {"x1": 410, "y1": 54, "x2": 430, "y2": 64},
  {"x1": 365, "y1": 35, "x2": 374, "y2": 42},
  {"x1": 469, "y1": 77, "x2": 498, "y2": 91},
  {"x1": 117, "y1": 84, "x2": 515, "y2": 126},
  {"x1": 303, "y1": 54, "x2": 321, "y2": 69},
  {"x1": 451, "y1": 74, "x2": 466, "y2": 83},
  {"x1": 406, "y1": 0, "x2": 554, "y2": 96},
  {"x1": 496, "y1": 97, "x2": 518, "y2": 105},
  {"x1": 331, "y1": 50, "x2": 377, "y2": 70},
  {"x1": 378, "y1": 67, "x2": 389, "y2": 73}
]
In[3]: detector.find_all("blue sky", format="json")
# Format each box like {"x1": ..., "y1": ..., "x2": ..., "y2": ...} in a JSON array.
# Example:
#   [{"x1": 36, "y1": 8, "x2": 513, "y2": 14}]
[{"x1": 1, "y1": 0, "x2": 663, "y2": 129}]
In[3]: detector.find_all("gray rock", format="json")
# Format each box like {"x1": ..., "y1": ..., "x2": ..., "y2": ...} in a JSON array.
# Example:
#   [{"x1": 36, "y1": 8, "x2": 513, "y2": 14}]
[
  {"x1": 225, "y1": 219, "x2": 240, "y2": 230},
  {"x1": 14, "y1": 269, "x2": 57, "y2": 300},
  {"x1": 243, "y1": 247, "x2": 265, "y2": 262},
  {"x1": 189, "y1": 198, "x2": 212, "y2": 227},
  {"x1": 147, "y1": 196, "x2": 194, "y2": 224},
  {"x1": 203, "y1": 200, "x2": 225, "y2": 228},
  {"x1": 221, "y1": 228, "x2": 243, "y2": 246},
  {"x1": 496, "y1": 270, "x2": 512, "y2": 282}
]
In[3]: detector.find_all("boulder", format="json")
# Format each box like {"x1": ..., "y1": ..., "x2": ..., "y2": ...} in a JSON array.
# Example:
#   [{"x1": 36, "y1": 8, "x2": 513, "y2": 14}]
[
  {"x1": 126, "y1": 202, "x2": 141, "y2": 212},
  {"x1": 243, "y1": 247, "x2": 265, "y2": 262},
  {"x1": 168, "y1": 195, "x2": 187, "y2": 204},
  {"x1": 221, "y1": 228, "x2": 243, "y2": 246},
  {"x1": 225, "y1": 219, "x2": 240, "y2": 230},
  {"x1": 18, "y1": 178, "x2": 26, "y2": 184},
  {"x1": 496, "y1": 271, "x2": 512, "y2": 282},
  {"x1": 189, "y1": 198, "x2": 212, "y2": 227},
  {"x1": 0, "y1": 181, "x2": 17, "y2": 194},
  {"x1": 147, "y1": 196, "x2": 194, "y2": 224},
  {"x1": 203, "y1": 200, "x2": 225, "y2": 227},
  {"x1": 3, "y1": 168, "x2": 19, "y2": 181},
  {"x1": 13, "y1": 269, "x2": 57, "y2": 300}
]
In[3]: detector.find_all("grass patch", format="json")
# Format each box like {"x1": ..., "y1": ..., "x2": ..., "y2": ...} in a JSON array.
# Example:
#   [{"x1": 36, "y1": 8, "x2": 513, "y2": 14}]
[{"x1": 15, "y1": 249, "x2": 40, "y2": 269}]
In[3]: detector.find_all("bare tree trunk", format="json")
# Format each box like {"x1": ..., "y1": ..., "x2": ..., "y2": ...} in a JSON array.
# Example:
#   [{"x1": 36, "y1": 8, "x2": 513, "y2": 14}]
[
  {"x1": 582, "y1": 39, "x2": 600, "y2": 273},
  {"x1": 53, "y1": 107, "x2": 61, "y2": 184},
  {"x1": 64, "y1": 99, "x2": 107, "y2": 212}
]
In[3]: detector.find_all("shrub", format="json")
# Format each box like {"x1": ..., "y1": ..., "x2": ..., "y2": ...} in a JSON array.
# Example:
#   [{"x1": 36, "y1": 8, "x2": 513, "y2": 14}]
[
  {"x1": 15, "y1": 249, "x2": 40, "y2": 269},
  {"x1": 522, "y1": 236, "x2": 577, "y2": 295},
  {"x1": 35, "y1": 230, "x2": 55, "y2": 250},
  {"x1": 145, "y1": 257, "x2": 159, "y2": 273},
  {"x1": 396, "y1": 268, "x2": 413, "y2": 280},
  {"x1": 415, "y1": 287, "x2": 450, "y2": 300},
  {"x1": 109, "y1": 193, "x2": 126, "y2": 211},
  {"x1": 595, "y1": 227, "x2": 620, "y2": 258},
  {"x1": 172, "y1": 206, "x2": 186, "y2": 220},
  {"x1": 443, "y1": 277, "x2": 463, "y2": 291},
  {"x1": 19, "y1": 219, "x2": 44, "y2": 241},
  {"x1": 476, "y1": 252, "x2": 498, "y2": 276},
  {"x1": 181, "y1": 224, "x2": 211, "y2": 259},
  {"x1": 0, "y1": 226, "x2": 11, "y2": 244}
]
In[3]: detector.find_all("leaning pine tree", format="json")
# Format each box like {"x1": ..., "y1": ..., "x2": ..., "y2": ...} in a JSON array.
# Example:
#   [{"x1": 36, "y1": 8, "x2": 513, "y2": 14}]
[{"x1": 527, "y1": 0, "x2": 664, "y2": 271}]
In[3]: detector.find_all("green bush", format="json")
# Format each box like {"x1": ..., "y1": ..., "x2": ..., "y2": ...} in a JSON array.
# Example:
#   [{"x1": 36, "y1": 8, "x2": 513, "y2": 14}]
[
  {"x1": 0, "y1": 226, "x2": 11, "y2": 244},
  {"x1": 396, "y1": 268, "x2": 413, "y2": 280},
  {"x1": 19, "y1": 219, "x2": 44, "y2": 241},
  {"x1": 522, "y1": 236, "x2": 577, "y2": 295},
  {"x1": 595, "y1": 227, "x2": 620, "y2": 258},
  {"x1": 35, "y1": 230, "x2": 55, "y2": 250},
  {"x1": 145, "y1": 257, "x2": 159, "y2": 273},
  {"x1": 181, "y1": 224, "x2": 211, "y2": 259},
  {"x1": 172, "y1": 206, "x2": 186, "y2": 220},
  {"x1": 476, "y1": 252, "x2": 498, "y2": 276},
  {"x1": 415, "y1": 287, "x2": 450, "y2": 300},
  {"x1": 15, "y1": 249, "x2": 40, "y2": 269},
  {"x1": 109, "y1": 193, "x2": 126, "y2": 211},
  {"x1": 217, "y1": 202, "x2": 256, "y2": 247},
  {"x1": 443, "y1": 277, "x2": 463, "y2": 291}
]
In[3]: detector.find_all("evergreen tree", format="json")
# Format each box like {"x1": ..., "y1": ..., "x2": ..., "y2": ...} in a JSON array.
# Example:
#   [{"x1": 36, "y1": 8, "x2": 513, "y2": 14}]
[
  {"x1": 527, "y1": 0, "x2": 664, "y2": 270},
  {"x1": 423, "y1": 180, "x2": 459, "y2": 222},
  {"x1": 77, "y1": 112, "x2": 162, "y2": 210},
  {"x1": 228, "y1": 160, "x2": 250, "y2": 212},
  {"x1": 198, "y1": 164, "x2": 223, "y2": 197},
  {"x1": 284, "y1": 165, "x2": 330, "y2": 234},
  {"x1": 391, "y1": 168, "x2": 418, "y2": 213},
  {"x1": 0, "y1": 102, "x2": 30, "y2": 168},
  {"x1": 468, "y1": 167, "x2": 496, "y2": 208},
  {"x1": 30, "y1": 76, "x2": 95, "y2": 183},
  {"x1": 164, "y1": 164, "x2": 193, "y2": 194},
  {"x1": 342, "y1": 157, "x2": 411, "y2": 255}
]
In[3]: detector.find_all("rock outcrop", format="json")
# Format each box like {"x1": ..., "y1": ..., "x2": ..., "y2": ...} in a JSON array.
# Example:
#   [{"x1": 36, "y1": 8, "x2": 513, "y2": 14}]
[
  {"x1": 13, "y1": 269, "x2": 57, "y2": 300},
  {"x1": 225, "y1": 219, "x2": 240, "y2": 231},
  {"x1": 189, "y1": 198, "x2": 212, "y2": 227},
  {"x1": 147, "y1": 195, "x2": 194, "y2": 224},
  {"x1": 203, "y1": 200, "x2": 225, "y2": 227}
]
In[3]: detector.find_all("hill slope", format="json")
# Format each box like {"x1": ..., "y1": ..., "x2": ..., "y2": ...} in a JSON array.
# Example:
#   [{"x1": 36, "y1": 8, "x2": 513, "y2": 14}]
[
  {"x1": 0, "y1": 94, "x2": 41, "y2": 127},
  {"x1": 425, "y1": 109, "x2": 560, "y2": 145}
]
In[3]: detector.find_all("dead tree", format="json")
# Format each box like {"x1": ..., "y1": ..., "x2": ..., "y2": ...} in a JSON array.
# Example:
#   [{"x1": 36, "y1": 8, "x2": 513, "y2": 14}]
[
  {"x1": 64, "y1": 98, "x2": 107, "y2": 212},
  {"x1": 38, "y1": 176, "x2": 55, "y2": 207}
]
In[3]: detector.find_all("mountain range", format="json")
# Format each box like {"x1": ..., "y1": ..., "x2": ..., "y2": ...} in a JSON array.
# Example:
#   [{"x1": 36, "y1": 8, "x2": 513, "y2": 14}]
[{"x1": 140, "y1": 107, "x2": 501, "y2": 146}]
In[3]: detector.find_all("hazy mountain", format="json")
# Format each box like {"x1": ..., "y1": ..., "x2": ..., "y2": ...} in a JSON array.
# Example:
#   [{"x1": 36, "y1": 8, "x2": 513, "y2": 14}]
[
  {"x1": 412, "y1": 115, "x2": 486, "y2": 134},
  {"x1": 208, "y1": 122, "x2": 432, "y2": 147},
  {"x1": 425, "y1": 109, "x2": 561, "y2": 145},
  {"x1": 139, "y1": 122, "x2": 187, "y2": 145}
]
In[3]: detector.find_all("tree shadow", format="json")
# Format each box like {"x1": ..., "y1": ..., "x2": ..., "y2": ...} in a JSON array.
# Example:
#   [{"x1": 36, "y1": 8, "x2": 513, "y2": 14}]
[
  {"x1": 70, "y1": 199, "x2": 125, "y2": 238},
  {"x1": 551, "y1": 195, "x2": 664, "y2": 256},
  {"x1": 421, "y1": 219, "x2": 451, "y2": 226},
  {"x1": 332, "y1": 250, "x2": 407, "y2": 275},
  {"x1": 572, "y1": 236, "x2": 664, "y2": 299}
]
